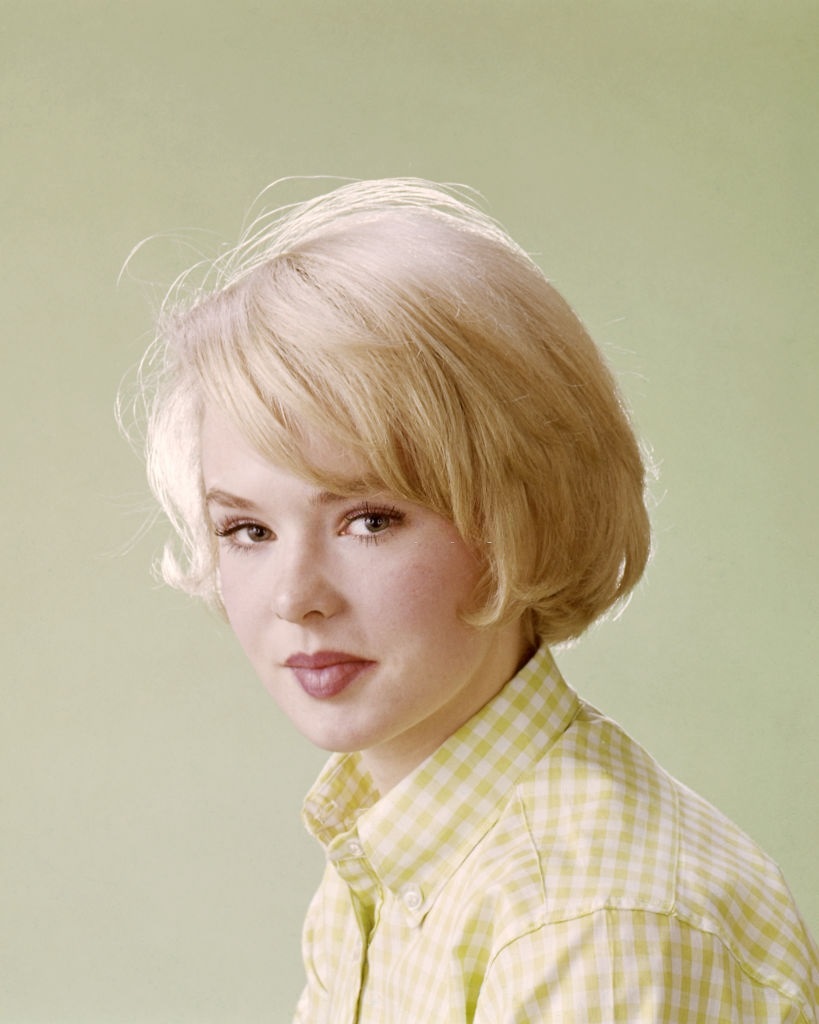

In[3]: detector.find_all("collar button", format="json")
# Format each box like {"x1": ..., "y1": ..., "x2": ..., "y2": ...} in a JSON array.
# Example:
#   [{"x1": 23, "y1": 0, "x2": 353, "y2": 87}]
[{"x1": 399, "y1": 883, "x2": 423, "y2": 911}]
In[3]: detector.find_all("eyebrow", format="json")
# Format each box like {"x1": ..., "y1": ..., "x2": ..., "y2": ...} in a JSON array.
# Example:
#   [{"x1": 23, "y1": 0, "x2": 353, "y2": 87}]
[
  {"x1": 204, "y1": 489, "x2": 260, "y2": 511},
  {"x1": 204, "y1": 486, "x2": 369, "y2": 510}
]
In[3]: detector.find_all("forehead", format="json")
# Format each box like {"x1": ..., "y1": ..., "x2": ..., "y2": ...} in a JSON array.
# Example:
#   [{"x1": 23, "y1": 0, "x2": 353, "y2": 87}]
[{"x1": 199, "y1": 405, "x2": 376, "y2": 494}]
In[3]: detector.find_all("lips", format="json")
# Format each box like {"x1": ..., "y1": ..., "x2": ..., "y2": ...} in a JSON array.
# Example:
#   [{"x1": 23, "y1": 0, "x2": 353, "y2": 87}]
[{"x1": 285, "y1": 651, "x2": 375, "y2": 699}]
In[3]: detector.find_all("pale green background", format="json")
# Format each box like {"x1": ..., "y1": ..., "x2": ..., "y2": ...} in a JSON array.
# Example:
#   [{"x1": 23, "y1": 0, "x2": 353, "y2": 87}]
[{"x1": 2, "y1": 1, "x2": 817, "y2": 1020}]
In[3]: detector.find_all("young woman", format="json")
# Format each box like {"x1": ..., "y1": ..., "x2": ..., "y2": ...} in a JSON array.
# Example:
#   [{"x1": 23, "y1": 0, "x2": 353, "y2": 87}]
[{"x1": 131, "y1": 179, "x2": 818, "y2": 1021}]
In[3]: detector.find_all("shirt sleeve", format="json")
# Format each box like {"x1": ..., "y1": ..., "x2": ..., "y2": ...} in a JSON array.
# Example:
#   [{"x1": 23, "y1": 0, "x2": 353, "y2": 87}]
[{"x1": 473, "y1": 907, "x2": 813, "y2": 1024}]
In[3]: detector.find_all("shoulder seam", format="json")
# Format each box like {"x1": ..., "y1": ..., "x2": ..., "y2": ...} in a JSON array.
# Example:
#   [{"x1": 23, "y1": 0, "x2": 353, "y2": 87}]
[{"x1": 484, "y1": 904, "x2": 812, "y2": 1019}]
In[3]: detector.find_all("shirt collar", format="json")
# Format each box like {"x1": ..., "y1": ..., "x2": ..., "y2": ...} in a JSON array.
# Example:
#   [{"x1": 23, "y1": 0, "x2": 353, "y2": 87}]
[{"x1": 301, "y1": 645, "x2": 580, "y2": 925}]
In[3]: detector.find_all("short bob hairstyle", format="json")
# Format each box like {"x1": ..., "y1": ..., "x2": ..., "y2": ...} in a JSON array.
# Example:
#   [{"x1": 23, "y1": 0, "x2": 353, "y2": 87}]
[{"x1": 132, "y1": 178, "x2": 651, "y2": 646}]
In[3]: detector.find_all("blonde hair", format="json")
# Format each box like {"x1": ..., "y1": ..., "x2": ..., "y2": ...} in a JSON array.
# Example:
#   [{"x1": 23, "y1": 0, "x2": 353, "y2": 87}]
[{"x1": 131, "y1": 178, "x2": 651, "y2": 645}]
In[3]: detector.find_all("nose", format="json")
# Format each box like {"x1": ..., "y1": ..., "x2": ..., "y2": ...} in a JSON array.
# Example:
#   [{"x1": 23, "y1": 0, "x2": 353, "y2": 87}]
[{"x1": 271, "y1": 540, "x2": 343, "y2": 623}]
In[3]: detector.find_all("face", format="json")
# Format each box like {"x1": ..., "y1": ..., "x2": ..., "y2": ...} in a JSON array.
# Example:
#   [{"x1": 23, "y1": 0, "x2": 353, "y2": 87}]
[{"x1": 200, "y1": 408, "x2": 527, "y2": 793}]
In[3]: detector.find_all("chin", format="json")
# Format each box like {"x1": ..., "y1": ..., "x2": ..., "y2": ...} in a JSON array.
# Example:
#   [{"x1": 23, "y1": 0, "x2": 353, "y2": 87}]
[{"x1": 295, "y1": 720, "x2": 376, "y2": 755}]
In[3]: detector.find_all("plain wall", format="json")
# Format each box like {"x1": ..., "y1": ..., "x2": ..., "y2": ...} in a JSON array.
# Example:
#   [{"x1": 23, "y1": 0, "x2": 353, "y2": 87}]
[{"x1": 2, "y1": 2, "x2": 817, "y2": 1020}]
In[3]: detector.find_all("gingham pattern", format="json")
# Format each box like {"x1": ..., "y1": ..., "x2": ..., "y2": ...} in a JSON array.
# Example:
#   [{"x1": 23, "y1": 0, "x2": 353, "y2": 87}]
[{"x1": 293, "y1": 648, "x2": 819, "y2": 1023}]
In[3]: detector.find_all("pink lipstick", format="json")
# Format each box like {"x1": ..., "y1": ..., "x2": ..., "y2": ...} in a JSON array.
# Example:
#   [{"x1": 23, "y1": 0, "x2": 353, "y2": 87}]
[{"x1": 285, "y1": 651, "x2": 375, "y2": 699}]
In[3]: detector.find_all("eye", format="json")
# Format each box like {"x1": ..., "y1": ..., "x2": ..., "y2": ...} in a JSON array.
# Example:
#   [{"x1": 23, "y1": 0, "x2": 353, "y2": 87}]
[
  {"x1": 213, "y1": 519, "x2": 272, "y2": 549},
  {"x1": 344, "y1": 505, "x2": 403, "y2": 540}
]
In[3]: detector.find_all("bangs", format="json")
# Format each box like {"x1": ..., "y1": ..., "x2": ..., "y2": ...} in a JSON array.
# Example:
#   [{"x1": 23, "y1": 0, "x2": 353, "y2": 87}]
[{"x1": 183, "y1": 255, "x2": 491, "y2": 531}]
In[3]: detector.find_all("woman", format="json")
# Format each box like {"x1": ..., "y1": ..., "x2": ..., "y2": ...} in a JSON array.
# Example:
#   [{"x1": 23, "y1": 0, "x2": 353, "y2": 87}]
[{"x1": 131, "y1": 179, "x2": 818, "y2": 1021}]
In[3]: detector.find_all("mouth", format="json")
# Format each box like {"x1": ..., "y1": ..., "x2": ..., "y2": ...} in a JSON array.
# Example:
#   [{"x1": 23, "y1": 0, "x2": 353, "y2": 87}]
[{"x1": 284, "y1": 650, "x2": 376, "y2": 699}]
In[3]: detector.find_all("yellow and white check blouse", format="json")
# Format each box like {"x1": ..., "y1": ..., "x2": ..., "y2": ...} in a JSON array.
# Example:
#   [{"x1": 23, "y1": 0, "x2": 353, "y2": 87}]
[{"x1": 294, "y1": 647, "x2": 818, "y2": 1022}]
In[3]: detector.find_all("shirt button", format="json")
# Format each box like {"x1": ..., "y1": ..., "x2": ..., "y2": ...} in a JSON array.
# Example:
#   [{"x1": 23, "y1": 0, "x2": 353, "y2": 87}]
[
  {"x1": 400, "y1": 883, "x2": 423, "y2": 911},
  {"x1": 347, "y1": 840, "x2": 364, "y2": 857}
]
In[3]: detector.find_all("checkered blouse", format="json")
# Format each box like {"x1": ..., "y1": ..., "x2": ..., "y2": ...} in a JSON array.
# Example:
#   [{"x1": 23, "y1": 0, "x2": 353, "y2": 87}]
[{"x1": 294, "y1": 646, "x2": 818, "y2": 1022}]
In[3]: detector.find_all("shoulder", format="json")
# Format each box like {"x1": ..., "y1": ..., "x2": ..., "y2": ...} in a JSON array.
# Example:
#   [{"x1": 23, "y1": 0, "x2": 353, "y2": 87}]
[
  {"x1": 517, "y1": 701, "x2": 793, "y2": 918},
  {"x1": 473, "y1": 702, "x2": 818, "y2": 1018}
]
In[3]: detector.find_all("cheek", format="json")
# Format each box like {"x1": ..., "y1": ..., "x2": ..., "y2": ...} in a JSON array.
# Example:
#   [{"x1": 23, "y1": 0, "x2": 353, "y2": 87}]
[
  {"x1": 384, "y1": 550, "x2": 481, "y2": 633},
  {"x1": 218, "y1": 562, "x2": 262, "y2": 639}
]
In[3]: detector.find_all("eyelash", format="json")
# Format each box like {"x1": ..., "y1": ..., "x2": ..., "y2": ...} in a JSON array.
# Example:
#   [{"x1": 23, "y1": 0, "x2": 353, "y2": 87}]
[
  {"x1": 211, "y1": 504, "x2": 405, "y2": 552},
  {"x1": 342, "y1": 503, "x2": 404, "y2": 544},
  {"x1": 212, "y1": 519, "x2": 271, "y2": 554}
]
